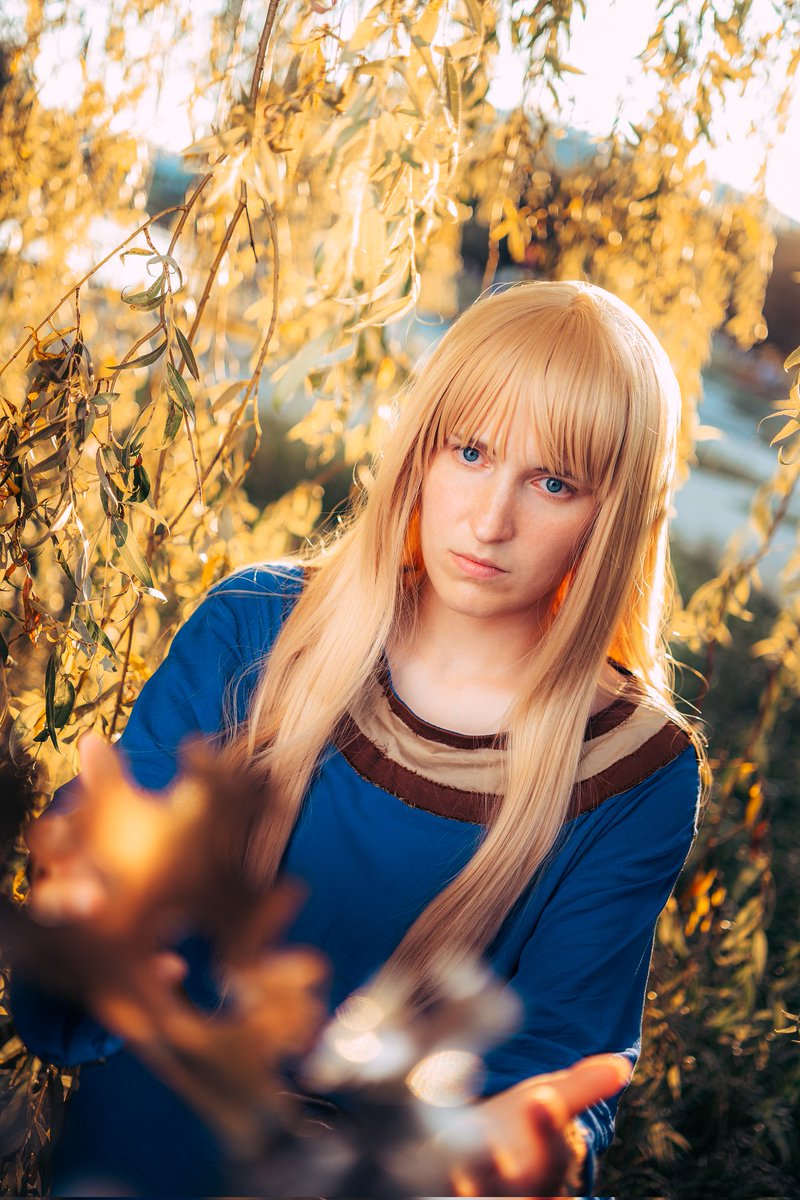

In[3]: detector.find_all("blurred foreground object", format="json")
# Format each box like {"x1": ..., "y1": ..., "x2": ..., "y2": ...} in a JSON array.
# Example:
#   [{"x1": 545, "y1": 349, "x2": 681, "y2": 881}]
[{"x1": 4, "y1": 733, "x2": 330, "y2": 1155}]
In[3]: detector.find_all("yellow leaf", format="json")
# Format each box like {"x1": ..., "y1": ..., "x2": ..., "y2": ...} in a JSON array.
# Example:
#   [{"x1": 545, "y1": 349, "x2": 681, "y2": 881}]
[
  {"x1": 349, "y1": 289, "x2": 417, "y2": 331},
  {"x1": 411, "y1": 0, "x2": 445, "y2": 56},
  {"x1": 346, "y1": 5, "x2": 385, "y2": 54},
  {"x1": 752, "y1": 929, "x2": 768, "y2": 981},
  {"x1": 666, "y1": 1063, "x2": 681, "y2": 1100},
  {"x1": 443, "y1": 34, "x2": 483, "y2": 59},
  {"x1": 770, "y1": 418, "x2": 800, "y2": 446},
  {"x1": 744, "y1": 790, "x2": 762, "y2": 827}
]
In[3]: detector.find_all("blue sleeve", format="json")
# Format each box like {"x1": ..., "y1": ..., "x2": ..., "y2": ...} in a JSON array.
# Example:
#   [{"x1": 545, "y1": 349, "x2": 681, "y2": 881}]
[
  {"x1": 9, "y1": 563, "x2": 302, "y2": 1067},
  {"x1": 480, "y1": 743, "x2": 701, "y2": 1190}
]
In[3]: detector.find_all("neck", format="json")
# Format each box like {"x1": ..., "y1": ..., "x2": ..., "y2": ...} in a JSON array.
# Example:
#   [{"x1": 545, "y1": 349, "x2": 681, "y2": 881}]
[{"x1": 400, "y1": 581, "x2": 551, "y2": 687}]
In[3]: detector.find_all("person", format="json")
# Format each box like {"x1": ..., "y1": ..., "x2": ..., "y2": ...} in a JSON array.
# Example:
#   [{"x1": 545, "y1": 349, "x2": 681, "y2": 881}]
[{"x1": 12, "y1": 279, "x2": 707, "y2": 1196}]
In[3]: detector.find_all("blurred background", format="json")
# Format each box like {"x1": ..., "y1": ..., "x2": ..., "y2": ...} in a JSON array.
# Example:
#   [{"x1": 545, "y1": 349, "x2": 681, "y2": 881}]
[{"x1": 1, "y1": 0, "x2": 799, "y2": 1195}]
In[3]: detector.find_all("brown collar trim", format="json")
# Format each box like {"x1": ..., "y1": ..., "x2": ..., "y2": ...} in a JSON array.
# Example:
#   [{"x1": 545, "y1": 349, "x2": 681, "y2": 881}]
[
  {"x1": 332, "y1": 713, "x2": 693, "y2": 826},
  {"x1": 378, "y1": 657, "x2": 638, "y2": 750},
  {"x1": 334, "y1": 713, "x2": 498, "y2": 824},
  {"x1": 567, "y1": 721, "x2": 693, "y2": 819},
  {"x1": 378, "y1": 660, "x2": 504, "y2": 750},
  {"x1": 584, "y1": 694, "x2": 638, "y2": 741}
]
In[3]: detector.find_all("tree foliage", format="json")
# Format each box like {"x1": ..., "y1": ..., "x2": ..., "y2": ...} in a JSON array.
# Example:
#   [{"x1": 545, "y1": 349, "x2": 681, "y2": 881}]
[{"x1": 1, "y1": 0, "x2": 800, "y2": 1193}]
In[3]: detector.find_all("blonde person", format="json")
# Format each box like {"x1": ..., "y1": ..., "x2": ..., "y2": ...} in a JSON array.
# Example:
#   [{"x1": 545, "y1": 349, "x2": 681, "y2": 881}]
[{"x1": 14, "y1": 280, "x2": 706, "y2": 1195}]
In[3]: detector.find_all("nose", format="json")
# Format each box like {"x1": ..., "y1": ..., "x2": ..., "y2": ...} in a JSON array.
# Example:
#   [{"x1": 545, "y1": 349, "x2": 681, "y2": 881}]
[{"x1": 471, "y1": 476, "x2": 516, "y2": 543}]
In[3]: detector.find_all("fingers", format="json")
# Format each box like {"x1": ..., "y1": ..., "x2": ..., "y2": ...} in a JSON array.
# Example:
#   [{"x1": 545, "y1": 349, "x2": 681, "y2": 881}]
[
  {"x1": 24, "y1": 811, "x2": 76, "y2": 864},
  {"x1": 526, "y1": 1053, "x2": 632, "y2": 1121},
  {"x1": 77, "y1": 730, "x2": 133, "y2": 805},
  {"x1": 27, "y1": 868, "x2": 108, "y2": 925},
  {"x1": 25, "y1": 808, "x2": 110, "y2": 926}
]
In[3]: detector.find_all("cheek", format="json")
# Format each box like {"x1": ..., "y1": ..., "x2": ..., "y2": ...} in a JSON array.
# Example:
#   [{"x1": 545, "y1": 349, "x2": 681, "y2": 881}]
[
  {"x1": 520, "y1": 507, "x2": 593, "y2": 574},
  {"x1": 419, "y1": 465, "x2": 457, "y2": 538}
]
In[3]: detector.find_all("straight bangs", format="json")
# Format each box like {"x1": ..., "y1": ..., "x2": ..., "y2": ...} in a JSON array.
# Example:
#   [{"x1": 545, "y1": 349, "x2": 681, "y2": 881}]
[{"x1": 417, "y1": 297, "x2": 634, "y2": 497}]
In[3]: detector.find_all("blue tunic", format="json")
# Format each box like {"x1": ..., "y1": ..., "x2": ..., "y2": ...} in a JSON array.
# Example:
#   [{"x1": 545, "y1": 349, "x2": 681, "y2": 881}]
[{"x1": 11, "y1": 563, "x2": 701, "y2": 1195}]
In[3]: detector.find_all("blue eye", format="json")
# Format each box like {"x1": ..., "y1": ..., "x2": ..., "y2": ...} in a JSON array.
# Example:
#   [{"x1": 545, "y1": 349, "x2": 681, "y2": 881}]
[
  {"x1": 544, "y1": 477, "x2": 564, "y2": 494},
  {"x1": 459, "y1": 445, "x2": 481, "y2": 464}
]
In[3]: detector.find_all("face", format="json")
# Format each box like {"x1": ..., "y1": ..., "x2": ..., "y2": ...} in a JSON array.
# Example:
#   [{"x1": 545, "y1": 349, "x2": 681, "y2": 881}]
[{"x1": 417, "y1": 407, "x2": 599, "y2": 634}]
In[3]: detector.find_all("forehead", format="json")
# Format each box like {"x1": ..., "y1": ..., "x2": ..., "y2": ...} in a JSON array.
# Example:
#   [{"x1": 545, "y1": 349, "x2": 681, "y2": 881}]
[
  {"x1": 426, "y1": 325, "x2": 632, "y2": 493},
  {"x1": 452, "y1": 411, "x2": 555, "y2": 469}
]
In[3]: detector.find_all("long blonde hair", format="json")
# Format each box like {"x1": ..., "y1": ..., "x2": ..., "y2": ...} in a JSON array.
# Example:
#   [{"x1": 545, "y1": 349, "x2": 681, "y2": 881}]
[{"x1": 222, "y1": 280, "x2": 708, "y2": 1012}]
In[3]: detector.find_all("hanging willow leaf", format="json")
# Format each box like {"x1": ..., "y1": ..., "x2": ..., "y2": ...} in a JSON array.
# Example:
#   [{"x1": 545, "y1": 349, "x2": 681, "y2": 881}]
[
  {"x1": 28, "y1": 440, "x2": 70, "y2": 476},
  {"x1": 111, "y1": 517, "x2": 155, "y2": 589},
  {"x1": 91, "y1": 391, "x2": 120, "y2": 411},
  {"x1": 124, "y1": 399, "x2": 158, "y2": 460},
  {"x1": 106, "y1": 340, "x2": 167, "y2": 371},
  {"x1": 122, "y1": 275, "x2": 166, "y2": 311},
  {"x1": 53, "y1": 676, "x2": 74, "y2": 728},
  {"x1": 166, "y1": 361, "x2": 195, "y2": 418},
  {"x1": 175, "y1": 327, "x2": 200, "y2": 381},
  {"x1": 163, "y1": 397, "x2": 183, "y2": 444},
  {"x1": 96, "y1": 447, "x2": 125, "y2": 508},
  {"x1": 129, "y1": 463, "x2": 151, "y2": 504},
  {"x1": 85, "y1": 614, "x2": 116, "y2": 658},
  {"x1": 0, "y1": 629, "x2": 8, "y2": 665},
  {"x1": 43, "y1": 651, "x2": 59, "y2": 748},
  {"x1": 442, "y1": 48, "x2": 461, "y2": 132},
  {"x1": 10, "y1": 419, "x2": 65, "y2": 455}
]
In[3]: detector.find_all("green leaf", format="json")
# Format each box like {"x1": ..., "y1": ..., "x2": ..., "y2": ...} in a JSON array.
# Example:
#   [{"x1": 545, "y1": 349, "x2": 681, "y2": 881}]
[
  {"x1": 175, "y1": 327, "x2": 199, "y2": 381},
  {"x1": 29, "y1": 440, "x2": 70, "y2": 476},
  {"x1": 163, "y1": 397, "x2": 183, "y2": 444},
  {"x1": 85, "y1": 615, "x2": 117, "y2": 657},
  {"x1": 11, "y1": 419, "x2": 65, "y2": 454},
  {"x1": 166, "y1": 361, "x2": 194, "y2": 418},
  {"x1": 111, "y1": 517, "x2": 155, "y2": 589},
  {"x1": 96, "y1": 447, "x2": 125, "y2": 508},
  {"x1": 44, "y1": 650, "x2": 59, "y2": 749},
  {"x1": 91, "y1": 391, "x2": 120, "y2": 411},
  {"x1": 107, "y1": 340, "x2": 167, "y2": 371},
  {"x1": 129, "y1": 464, "x2": 151, "y2": 504},
  {"x1": 123, "y1": 399, "x2": 158, "y2": 460},
  {"x1": 122, "y1": 275, "x2": 166, "y2": 310}
]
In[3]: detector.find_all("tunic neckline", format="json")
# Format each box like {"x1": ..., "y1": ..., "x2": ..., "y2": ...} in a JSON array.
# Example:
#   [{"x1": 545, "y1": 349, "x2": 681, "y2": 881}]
[{"x1": 378, "y1": 654, "x2": 637, "y2": 750}]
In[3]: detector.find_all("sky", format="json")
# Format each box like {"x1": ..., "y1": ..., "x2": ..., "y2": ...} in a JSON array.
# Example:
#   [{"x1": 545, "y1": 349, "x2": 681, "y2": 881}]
[
  {"x1": 16, "y1": 0, "x2": 800, "y2": 225},
  {"x1": 488, "y1": 0, "x2": 800, "y2": 224}
]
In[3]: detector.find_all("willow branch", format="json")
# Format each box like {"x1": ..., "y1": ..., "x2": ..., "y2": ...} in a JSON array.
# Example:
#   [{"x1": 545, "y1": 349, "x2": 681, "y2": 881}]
[
  {"x1": 249, "y1": 0, "x2": 282, "y2": 108},
  {"x1": 0, "y1": 205, "x2": 186, "y2": 381},
  {"x1": 166, "y1": 200, "x2": 280, "y2": 538},
  {"x1": 108, "y1": 610, "x2": 138, "y2": 740}
]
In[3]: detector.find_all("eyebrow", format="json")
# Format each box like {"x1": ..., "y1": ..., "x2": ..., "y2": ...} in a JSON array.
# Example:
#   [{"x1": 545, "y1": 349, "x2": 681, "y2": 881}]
[{"x1": 452, "y1": 436, "x2": 581, "y2": 483}]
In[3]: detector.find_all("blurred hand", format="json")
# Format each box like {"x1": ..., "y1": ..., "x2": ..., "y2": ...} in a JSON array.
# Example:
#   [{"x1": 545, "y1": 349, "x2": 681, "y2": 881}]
[{"x1": 446, "y1": 1053, "x2": 632, "y2": 1197}]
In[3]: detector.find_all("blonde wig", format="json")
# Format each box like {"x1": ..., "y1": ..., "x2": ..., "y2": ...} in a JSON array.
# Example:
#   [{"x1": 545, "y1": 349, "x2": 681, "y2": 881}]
[{"x1": 221, "y1": 280, "x2": 709, "y2": 1013}]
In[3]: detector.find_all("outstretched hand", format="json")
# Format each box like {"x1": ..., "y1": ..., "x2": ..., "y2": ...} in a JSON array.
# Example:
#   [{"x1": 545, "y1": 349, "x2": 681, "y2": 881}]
[{"x1": 444, "y1": 1053, "x2": 632, "y2": 1197}]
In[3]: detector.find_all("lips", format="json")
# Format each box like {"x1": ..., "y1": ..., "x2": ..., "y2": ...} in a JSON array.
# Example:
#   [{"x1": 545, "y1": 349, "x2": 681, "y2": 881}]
[
  {"x1": 451, "y1": 551, "x2": 508, "y2": 578},
  {"x1": 457, "y1": 553, "x2": 505, "y2": 570}
]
